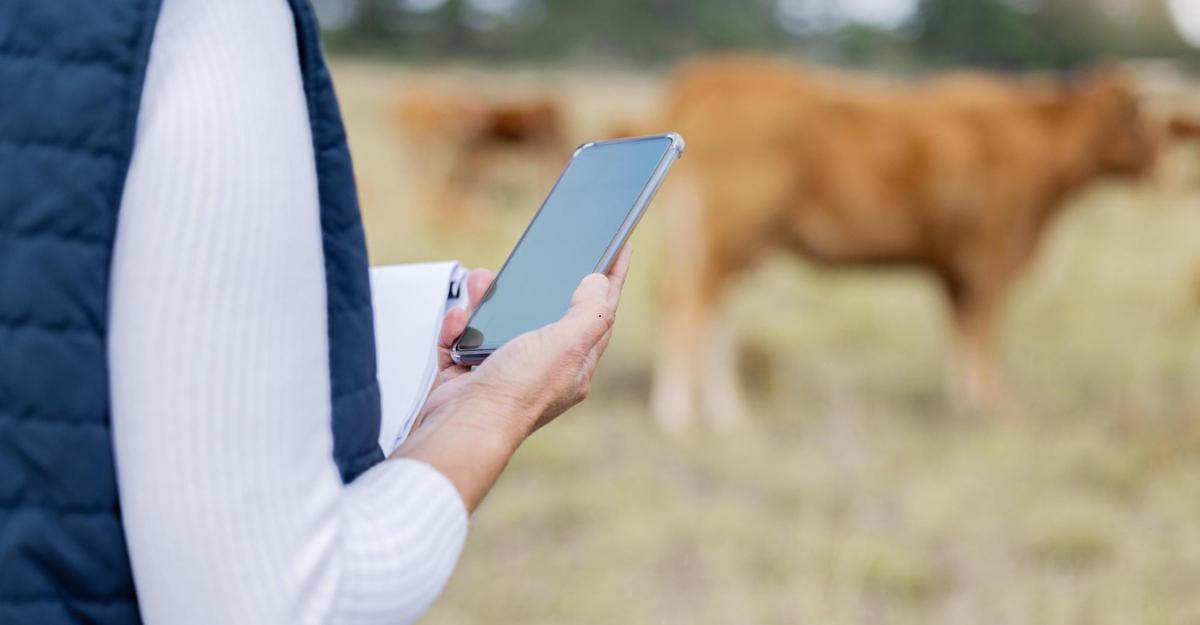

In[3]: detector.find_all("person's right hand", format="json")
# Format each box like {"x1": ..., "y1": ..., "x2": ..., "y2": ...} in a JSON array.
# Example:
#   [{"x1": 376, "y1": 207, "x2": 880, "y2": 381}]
[{"x1": 418, "y1": 244, "x2": 632, "y2": 446}]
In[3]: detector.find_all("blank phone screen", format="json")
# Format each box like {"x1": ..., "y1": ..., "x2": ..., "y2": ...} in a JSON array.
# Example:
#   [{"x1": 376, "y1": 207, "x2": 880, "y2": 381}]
[{"x1": 457, "y1": 136, "x2": 673, "y2": 350}]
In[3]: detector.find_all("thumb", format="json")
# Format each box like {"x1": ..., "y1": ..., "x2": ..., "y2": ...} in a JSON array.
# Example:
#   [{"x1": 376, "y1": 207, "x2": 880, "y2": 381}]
[
  {"x1": 572, "y1": 272, "x2": 611, "y2": 306},
  {"x1": 555, "y1": 273, "x2": 614, "y2": 345}
]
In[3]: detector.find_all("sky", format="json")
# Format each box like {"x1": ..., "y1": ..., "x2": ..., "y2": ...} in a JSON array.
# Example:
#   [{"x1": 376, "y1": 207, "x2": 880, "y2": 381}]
[
  {"x1": 1166, "y1": 0, "x2": 1200, "y2": 46},
  {"x1": 774, "y1": 0, "x2": 917, "y2": 35},
  {"x1": 836, "y1": 0, "x2": 918, "y2": 28}
]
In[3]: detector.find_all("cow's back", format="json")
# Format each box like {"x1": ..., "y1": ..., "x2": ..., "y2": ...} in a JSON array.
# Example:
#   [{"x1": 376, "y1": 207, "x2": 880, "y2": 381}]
[{"x1": 663, "y1": 58, "x2": 1061, "y2": 269}]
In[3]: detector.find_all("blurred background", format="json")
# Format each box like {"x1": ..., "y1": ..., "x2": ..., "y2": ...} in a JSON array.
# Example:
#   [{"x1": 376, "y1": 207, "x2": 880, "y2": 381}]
[{"x1": 316, "y1": 1, "x2": 1200, "y2": 623}]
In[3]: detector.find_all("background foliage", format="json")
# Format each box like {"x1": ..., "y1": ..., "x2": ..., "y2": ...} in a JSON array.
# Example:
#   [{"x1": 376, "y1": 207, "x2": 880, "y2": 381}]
[{"x1": 316, "y1": 0, "x2": 1200, "y2": 69}]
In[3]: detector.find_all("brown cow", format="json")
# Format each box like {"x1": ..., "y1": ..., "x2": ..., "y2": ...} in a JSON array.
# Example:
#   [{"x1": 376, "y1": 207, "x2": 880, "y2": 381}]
[
  {"x1": 393, "y1": 86, "x2": 568, "y2": 223},
  {"x1": 647, "y1": 57, "x2": 1163, "y2": 431}
]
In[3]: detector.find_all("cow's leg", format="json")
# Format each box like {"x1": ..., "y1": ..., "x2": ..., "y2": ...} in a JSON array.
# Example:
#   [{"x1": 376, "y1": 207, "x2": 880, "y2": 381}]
[
  {"x1": 698, "y1": 302, "x2": 748, "y2": 430},
  {"x1": 651, "y1": 287, "x2": 704, "y2": 433},
  {"x1": 653, "y1": 277, "x2": 745, "y2": 432},
  {"x1": 438, "y1": 143, "x2": 498, "y2": 225},
  {"x1": 415, "y1": 147, "x2": 469, "y2": 227},
  {"x1": 945, "y1": 276, "x2": 1008, "y2": 414},
  {"x1": 651, "y1": 179, "x2": 724, "y2": 433}
]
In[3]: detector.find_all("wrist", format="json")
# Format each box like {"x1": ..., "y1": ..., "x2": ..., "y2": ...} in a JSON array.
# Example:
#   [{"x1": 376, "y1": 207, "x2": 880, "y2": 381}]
[
  {"x1": 438, "y1": 387, "x2": 532, "y2": 454},
  {"x1": 392, "y1": 389, "x2": 530, "y2": 512}
]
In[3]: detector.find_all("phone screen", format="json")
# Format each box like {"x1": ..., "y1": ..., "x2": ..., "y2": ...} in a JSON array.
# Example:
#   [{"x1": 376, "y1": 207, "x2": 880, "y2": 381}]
[{"x1": 457, "y1": 135, "x2": 675, "y2": 351}]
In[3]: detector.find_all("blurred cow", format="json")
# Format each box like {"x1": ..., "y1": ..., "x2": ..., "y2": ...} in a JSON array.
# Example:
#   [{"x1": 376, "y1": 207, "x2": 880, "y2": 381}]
[
  {"x1": 648, "y1": 56, "x2": 1168, "y2": 430},
  {"x1": 1167, "y1": 114, "x2": 1200, "y2": 140},
  {"x1": 393, "y1": 86, "x2": 568, "y2": 222}
]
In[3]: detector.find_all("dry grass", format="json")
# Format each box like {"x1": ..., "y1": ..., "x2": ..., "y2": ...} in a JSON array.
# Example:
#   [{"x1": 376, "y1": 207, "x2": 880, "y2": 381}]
[{"x1": 332, "y1": 59, "x2": 1200, "y2": 625}]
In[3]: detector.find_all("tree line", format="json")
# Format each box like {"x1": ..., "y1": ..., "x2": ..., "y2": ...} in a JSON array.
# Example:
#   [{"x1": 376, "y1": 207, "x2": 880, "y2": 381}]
[{"x1": 320, "y1": 0, "x2": 1197, "y2": 70}]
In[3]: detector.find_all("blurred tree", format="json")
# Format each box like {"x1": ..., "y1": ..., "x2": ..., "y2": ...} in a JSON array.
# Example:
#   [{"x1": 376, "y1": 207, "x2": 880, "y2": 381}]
[
  {"x1": 315, "y1": 0, "x2": 1197, "y2": 69},
  {"x1": 915, "y1": 0, "x2": 1075, "y2": 67},
  {"x1": 916, "y1": 0, "x2": 1194, "y2": 68}
]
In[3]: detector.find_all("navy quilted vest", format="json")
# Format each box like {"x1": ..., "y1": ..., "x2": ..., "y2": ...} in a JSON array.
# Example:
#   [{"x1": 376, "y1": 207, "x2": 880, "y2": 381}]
[{"x1": 0, "y1": 1, "x2": 385, "y2": 623}]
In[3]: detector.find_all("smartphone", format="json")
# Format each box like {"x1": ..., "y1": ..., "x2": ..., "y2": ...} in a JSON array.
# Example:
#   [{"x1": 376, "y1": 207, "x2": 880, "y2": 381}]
[{"x1": 450, "y1": 132, "x2": 685, "y2": 366}]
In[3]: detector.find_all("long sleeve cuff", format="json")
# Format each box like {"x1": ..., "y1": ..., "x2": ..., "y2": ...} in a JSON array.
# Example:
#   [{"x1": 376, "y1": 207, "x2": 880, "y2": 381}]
[{"x1": 333, "y1": 459, "x2": 469, "y2": 625}]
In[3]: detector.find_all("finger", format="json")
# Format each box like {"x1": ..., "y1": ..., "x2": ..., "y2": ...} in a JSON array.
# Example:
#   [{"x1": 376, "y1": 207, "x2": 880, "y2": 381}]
[
  {"x1": 571, "y1": 272, "x2": 611, "y2": 311},
  {"x1": 605, "y1": 244, "x2": 633, "y2": 308},
  {"x1": 437, "y1": 307, "x2": 468, "y2": 374},
  {"x1": 554, "y1": 273, "x2": 615, "y2": 348},
  {"x1": 578, "y1": 246, "x2": 631, "y2": 374},
  {"x1": 583, "y1": 244, "x2": 628, "y2": 365},
  {"x1": 439, "y1": 362, "x2": 470, "y2": 384},
  {"x1": 439, "y1": 307, "x2": 468, "y2": 350},
  {"x1": 466, "y1": 268, "x2": 495, "y2": 314}
]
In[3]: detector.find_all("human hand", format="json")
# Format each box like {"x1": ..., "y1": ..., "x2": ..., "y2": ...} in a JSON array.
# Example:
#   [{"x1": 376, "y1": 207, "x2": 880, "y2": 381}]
[
  {"x1": 395, "y1": 245, "x2": 632, "y2": 510},
  {"x1": 418, "y1": 244, "x2": 633, "y2": 444}
]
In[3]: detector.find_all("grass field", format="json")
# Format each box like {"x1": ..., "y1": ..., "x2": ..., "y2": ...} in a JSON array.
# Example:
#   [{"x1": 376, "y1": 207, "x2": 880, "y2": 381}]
[{"x1": 332, "y1": 59, "x2": 1200, "y2": 625}]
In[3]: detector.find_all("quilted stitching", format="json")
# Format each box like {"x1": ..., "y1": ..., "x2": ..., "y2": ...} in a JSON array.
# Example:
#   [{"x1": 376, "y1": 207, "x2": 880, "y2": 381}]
[
  {"x1": 0, "y1": 0, "x2": 159, "y2": 622},
  {"x1": 0, "y1": 138, "x2": 122, "y2": 162},
  {"x1": 0, "y1": 2, "x2": 385, "y2": 622},
  {"x1": 0, "y1": 48, "x2": 131, "y2": 73},
  {"x1": 287, "y1": 0, "x2": 385, "y2": 482}
]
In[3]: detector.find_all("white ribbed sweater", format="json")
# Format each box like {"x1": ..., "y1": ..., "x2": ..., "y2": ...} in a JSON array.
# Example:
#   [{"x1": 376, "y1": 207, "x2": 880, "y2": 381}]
[{"x1": 106, "y1": 1, "x2": 467, "y2": 623}]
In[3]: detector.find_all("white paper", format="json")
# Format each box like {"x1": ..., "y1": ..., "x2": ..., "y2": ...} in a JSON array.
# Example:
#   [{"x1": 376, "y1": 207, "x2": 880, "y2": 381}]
[{"x1": 370, "y1": 261, "x2": 468, "y2": 454}]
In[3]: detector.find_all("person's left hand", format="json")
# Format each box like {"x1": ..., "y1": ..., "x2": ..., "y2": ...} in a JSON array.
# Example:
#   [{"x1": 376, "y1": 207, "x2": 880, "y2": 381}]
[{"x1": 393, "y1": 248, "x2": 632, "y2": 510}]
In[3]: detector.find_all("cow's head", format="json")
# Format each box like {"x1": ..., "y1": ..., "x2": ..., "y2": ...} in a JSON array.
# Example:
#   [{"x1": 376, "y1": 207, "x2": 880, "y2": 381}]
[{"x1": 1070, "y1": 69, "x2": 1159, "y2": 177}]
